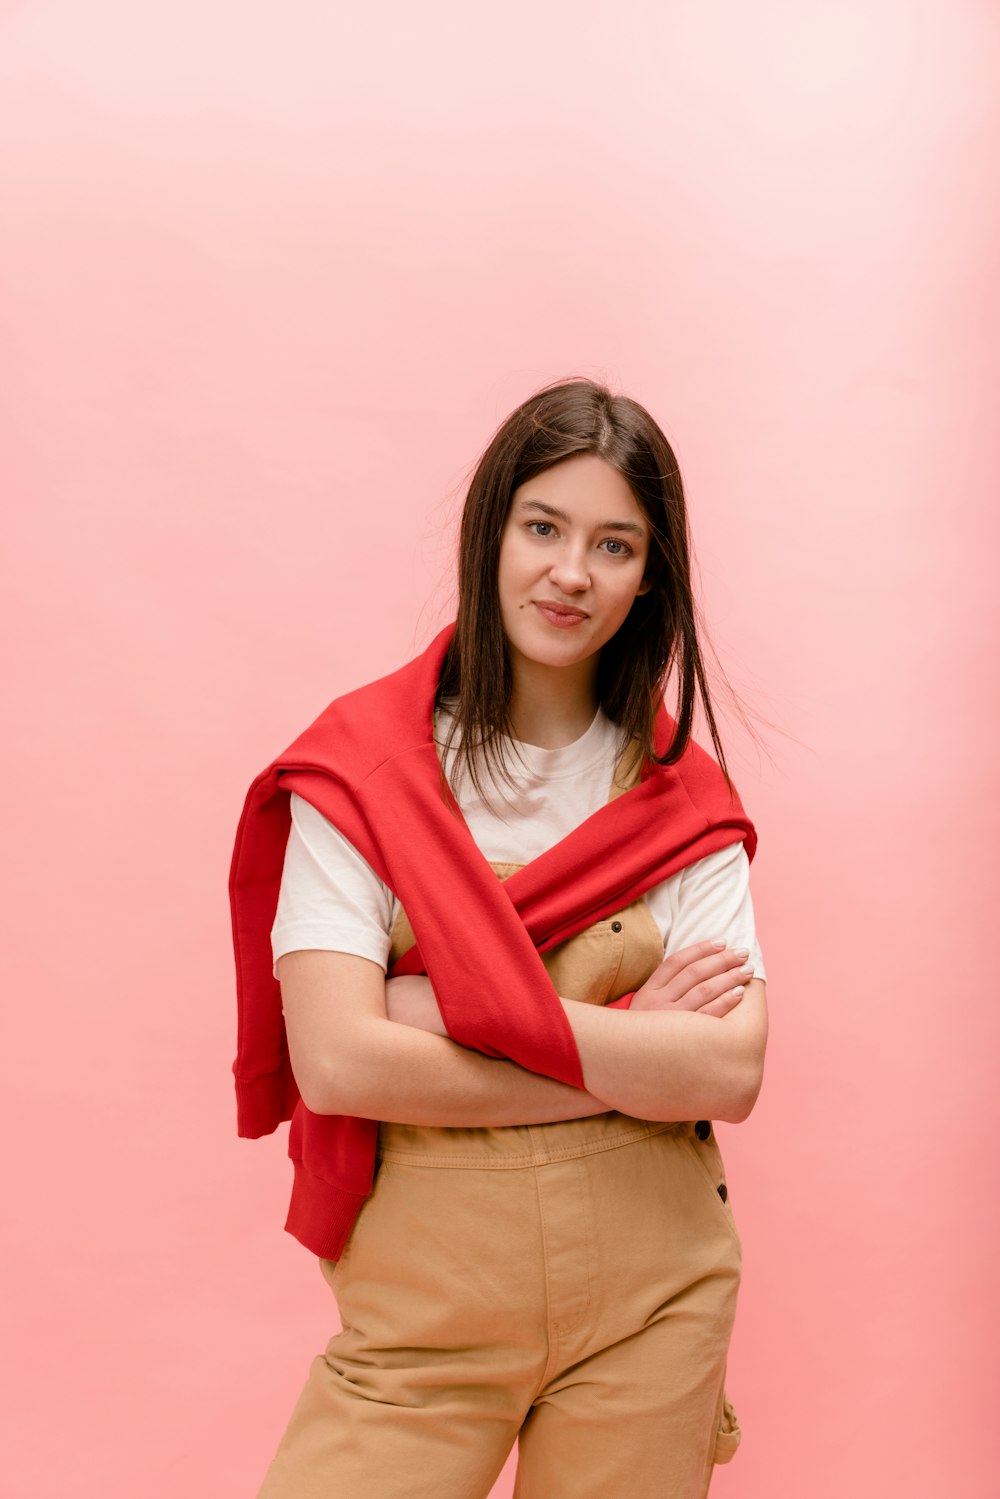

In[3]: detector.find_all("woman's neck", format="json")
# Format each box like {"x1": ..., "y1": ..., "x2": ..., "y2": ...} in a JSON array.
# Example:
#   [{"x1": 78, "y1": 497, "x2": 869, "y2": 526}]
[{"x1": 506, "y1": 658, "x2": 600, "y2": 749}]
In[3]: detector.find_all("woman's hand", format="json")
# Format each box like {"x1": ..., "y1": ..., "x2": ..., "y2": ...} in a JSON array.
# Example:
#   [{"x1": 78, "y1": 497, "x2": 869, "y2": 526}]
[
  {"x1": 384, "y1": 974, "x2": 450, "y2": 1037},
  {"x1": 630, "y1": 940, "x2": 755, "y2": 1018}
]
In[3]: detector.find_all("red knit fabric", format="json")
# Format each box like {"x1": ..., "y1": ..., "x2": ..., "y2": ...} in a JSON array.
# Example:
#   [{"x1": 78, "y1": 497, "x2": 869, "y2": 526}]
[{"x1": 229, "y1": 620, "x2": 757, "y2": 1257}]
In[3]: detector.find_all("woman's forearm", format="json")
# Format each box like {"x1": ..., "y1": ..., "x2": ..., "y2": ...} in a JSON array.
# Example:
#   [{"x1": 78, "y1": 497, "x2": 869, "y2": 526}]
[
  {"x1": 364, "y1": 974, "x2": 766, "y2": 1127},
  {"x1": 286, "y1": 959, "x2": 615, "y2": 1127},
  {"x1": 341, "y1": 1005, "x2": 757, "y2": 1129},
  {"x1": 558, "y1": 980, "x2": 768, "y2": 1123},
  {"x1": 332, "y1": 1017, "x2": 615, "y2": 1126}
]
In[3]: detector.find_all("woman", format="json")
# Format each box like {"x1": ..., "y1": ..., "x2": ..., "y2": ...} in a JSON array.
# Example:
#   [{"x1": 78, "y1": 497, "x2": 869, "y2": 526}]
[{"x1": 234, "y1": 377, "x2": 768, "y2": 1498}]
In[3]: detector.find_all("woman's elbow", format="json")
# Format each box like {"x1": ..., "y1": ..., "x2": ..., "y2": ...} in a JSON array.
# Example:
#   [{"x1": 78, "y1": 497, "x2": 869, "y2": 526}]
[
  {"x1": 717, "y1": 1052, "x2": 766, "y2": 1123},
  {"x1": 290, "y1": 1038, "x2": 373, "y2": 1115},
  {"x1": 718, "y1": 982, "x2": 768, "y2": 1123},
  {"x1": 291, "y1": 1056, "x2": 346, "y2": 1115}
]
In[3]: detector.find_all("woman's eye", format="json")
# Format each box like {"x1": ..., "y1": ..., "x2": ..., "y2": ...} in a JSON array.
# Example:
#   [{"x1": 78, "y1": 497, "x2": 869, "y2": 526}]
[
  {"x1": 527, "y1": 521, "x2": 554, "y2": 537},
  {"x1": 601, "y1": 538, "x2": 633, "y2": 557}
]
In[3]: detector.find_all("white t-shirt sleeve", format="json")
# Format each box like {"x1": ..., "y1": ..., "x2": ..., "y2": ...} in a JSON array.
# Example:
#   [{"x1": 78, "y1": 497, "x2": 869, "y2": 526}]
[
  {"x1": 270, "y1": 791, "x2": 396, "y2": 979},
  {"x1": 645, "y1": 839, "x2": 766, "y2": 983}
]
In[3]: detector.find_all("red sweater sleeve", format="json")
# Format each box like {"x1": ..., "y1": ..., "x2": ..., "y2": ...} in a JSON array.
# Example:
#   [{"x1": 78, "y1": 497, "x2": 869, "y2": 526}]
[{"x1": 605, "y1": 990, "x2": 635, "y2": 1009}]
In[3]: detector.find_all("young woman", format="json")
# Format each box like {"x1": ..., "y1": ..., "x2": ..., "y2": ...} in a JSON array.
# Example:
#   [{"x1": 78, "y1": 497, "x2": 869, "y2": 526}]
[{"x1": 240, "y1": 377, "x2": 768, "y2": 1499}]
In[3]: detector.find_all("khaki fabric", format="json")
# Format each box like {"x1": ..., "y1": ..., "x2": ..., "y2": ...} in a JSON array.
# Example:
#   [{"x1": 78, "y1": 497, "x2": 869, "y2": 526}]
[
  {"x1": 258, "y1": 1120, "x2": 742, "y2": 1499},
  {"x1": 257, "y1": 741, "x2": 744, "y2": 1498}
]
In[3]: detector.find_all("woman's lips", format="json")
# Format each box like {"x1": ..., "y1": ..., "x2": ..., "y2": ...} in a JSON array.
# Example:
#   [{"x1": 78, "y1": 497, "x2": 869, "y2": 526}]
[{"x1": 533, "y1": 600, "x2": 589, "y2": 628}]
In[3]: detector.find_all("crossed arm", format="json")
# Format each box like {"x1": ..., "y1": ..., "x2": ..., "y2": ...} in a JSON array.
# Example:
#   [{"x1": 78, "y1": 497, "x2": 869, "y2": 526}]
[{"x1": 277, "y1": 946, "x2": 768, "y2": 1128}]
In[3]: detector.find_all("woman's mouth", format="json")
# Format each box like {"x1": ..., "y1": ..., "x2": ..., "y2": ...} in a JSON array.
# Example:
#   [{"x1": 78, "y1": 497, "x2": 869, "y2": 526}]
[{"x1": 533, "y1": 600, "x2": 589, "y2": 628}]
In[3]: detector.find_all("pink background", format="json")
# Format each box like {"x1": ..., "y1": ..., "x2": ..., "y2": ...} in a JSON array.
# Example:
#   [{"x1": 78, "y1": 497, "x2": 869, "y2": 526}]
[{"x1": 2, "y1": 2, "x2": 998, "y2": 1495}]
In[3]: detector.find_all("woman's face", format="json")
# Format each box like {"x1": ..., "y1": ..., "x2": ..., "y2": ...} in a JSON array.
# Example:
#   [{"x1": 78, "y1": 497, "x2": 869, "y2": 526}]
[{"x1": 498, "y1": 452, "x2": 653, "y2": 680}]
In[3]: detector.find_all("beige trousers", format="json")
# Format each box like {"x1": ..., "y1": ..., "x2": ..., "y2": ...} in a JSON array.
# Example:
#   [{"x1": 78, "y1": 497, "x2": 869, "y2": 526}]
[
  {"x1": 259, "y1": 757, "x2": 744, "y2": 1496},
  {"x1": 258, "y1": 1111, "x2": 742, "y2": 1499}
]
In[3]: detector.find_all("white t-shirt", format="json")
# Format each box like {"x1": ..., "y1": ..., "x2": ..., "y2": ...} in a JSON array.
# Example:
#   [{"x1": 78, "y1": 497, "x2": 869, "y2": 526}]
[{"x1": 271, "y1": 702, "x2": 766, "y2": 985}]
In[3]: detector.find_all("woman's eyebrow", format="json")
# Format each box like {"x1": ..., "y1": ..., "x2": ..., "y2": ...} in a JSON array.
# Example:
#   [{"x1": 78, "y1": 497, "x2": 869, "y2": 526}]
[{"x1": 517, "y1": 498, "x2": 647, "y2": 537}]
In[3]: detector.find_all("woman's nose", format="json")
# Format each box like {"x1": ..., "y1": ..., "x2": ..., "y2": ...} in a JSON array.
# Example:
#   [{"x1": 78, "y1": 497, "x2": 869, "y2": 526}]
[{"x1": 549, "y1": 551, "x2": 590, "y2": 592}]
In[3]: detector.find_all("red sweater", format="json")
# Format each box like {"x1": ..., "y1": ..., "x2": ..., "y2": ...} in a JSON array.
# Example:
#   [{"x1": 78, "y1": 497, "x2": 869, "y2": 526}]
[{"x1": 229, "y1": 621, "x2": 757, "y2": 1258}]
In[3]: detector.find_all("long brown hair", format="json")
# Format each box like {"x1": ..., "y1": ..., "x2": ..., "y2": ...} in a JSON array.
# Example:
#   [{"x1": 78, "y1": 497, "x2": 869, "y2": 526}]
[{"x1": 436, "y1": 376, "x2": 747, "y2": 808}]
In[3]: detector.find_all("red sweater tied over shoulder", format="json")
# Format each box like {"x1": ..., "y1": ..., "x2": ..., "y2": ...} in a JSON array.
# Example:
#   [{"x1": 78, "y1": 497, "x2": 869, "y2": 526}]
[{"x1": 229, "y1": 621, "x2": 757, "y2": 1259}]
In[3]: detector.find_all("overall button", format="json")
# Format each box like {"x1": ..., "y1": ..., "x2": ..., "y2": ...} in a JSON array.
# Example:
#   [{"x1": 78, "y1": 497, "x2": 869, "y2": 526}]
[
  {"x1": 610, "y1": 920, "x2": 622, "y2": 933},
  {"x1": 695, "y1": 1120, "x2": 711, "y2": 1140}
]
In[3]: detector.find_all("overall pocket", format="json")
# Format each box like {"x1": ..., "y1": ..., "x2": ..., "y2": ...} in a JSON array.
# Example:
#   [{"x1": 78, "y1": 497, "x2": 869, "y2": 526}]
[{"x1": 680, "y1": 1123, "x2": 742, "y2": 1253}]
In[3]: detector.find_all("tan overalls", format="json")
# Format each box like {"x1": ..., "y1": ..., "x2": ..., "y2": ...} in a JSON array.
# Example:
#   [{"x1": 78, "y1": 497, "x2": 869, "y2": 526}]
[{"x1": 258, "y1": 758, "x2": 744, "y2": 1499}]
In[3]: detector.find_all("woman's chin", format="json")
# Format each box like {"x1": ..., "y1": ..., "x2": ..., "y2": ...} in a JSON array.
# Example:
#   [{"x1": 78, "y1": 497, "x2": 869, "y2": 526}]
[{"x1": 509, "y1": 632, "x2": 601, "y2": 674}]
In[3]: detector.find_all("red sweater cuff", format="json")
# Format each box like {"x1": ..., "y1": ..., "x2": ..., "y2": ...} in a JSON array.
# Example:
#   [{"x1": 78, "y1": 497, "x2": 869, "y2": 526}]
[{"x1": 605, "y1": 990, "x2": 636, "y2": 1010}]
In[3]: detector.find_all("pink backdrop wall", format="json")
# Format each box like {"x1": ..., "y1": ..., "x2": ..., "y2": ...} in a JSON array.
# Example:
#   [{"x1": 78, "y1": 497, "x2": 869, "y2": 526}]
[{"x1": 2, "y1": 2, "x2": 998, "y2": 1495}]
